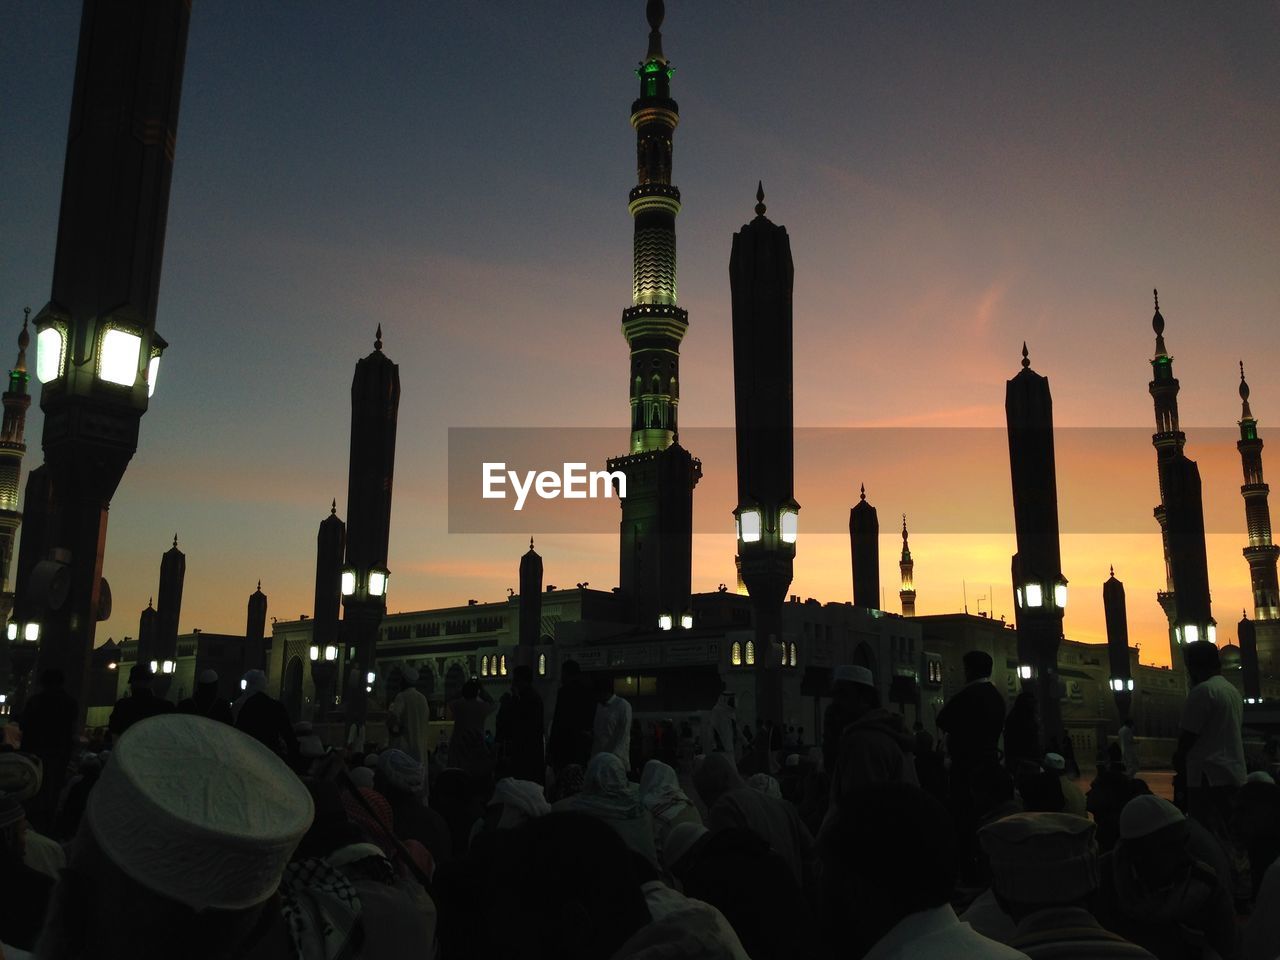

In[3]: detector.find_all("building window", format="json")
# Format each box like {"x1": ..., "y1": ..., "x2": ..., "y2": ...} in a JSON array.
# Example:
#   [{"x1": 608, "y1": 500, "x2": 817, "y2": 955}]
[
  {"x1": 731, "y1": 641, "x2": 742, "y2": 666},
  {"x1": 538, "y1": 652, "x2": 547, "y2": 676},
  {"x1": 745, "y1": 640, "x2": 756, "y2": 665},
  {"x1": 481, "y1": 655, "x2": 490, "y2": 677},
  {"x1": 500, "y1": 655, "x2": 508, "y2": 676},
  {"x1": 788, "y1": 642, "x2": 798, "y2": 667}
]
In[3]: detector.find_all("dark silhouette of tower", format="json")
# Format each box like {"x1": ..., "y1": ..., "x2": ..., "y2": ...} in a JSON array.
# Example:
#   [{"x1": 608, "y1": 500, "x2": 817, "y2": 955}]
[
  {"x1": 850, "y1": 484, "x2": 880, "y2": 609},
  {"x1": 731, "y1": 184, "x2": 797, "y2": 740},
  {"x1": 606, "y1": 0, "x2": 701, "y2": 629},
  {"x1": 519, "y1": 538, "x2": 543, "y2": 651},
  {"x1": 136, "y1": 598, "x2": 157, "y2": 674},
  {"x1": 311, "y1": 500, "x2": 345, "y2": 716},
  {"x1": 0, "y1": 311, "x2": 32, "y2": 629},
  {"x1": 1238, "y1": 612, "x2": 1262, "y2": 702},
  {"x1": 1148, "y1": 291, "x2": 1215, "y2": 665},
  {"x1": 7, "y1": 466, "x2": 51, "y2": 709},
  {"x1": 153, "y1": 535, "x2": 185, "y2": 687},
  {"x1": 342, "y1": 327, "x2": 400, "y2": 742},
  {"x1": 244, "y1": 580, "x2": 267, "y2": 674},
  {"x1": 1236, "y1": 362, "x2": 1280, "y2": 683},
  {"x1": 1103, "y1": 567, "x2": 1134, "y2": 720},
  {"x1": 1006, "y1": 343, "x2": 1066, "y2": 742},
  {"x1": 899, "y1": 514, "x2": 916, "y2": 617},
  {"x1": 30, "y1": 0, "x2": 190, "y2": 713}
]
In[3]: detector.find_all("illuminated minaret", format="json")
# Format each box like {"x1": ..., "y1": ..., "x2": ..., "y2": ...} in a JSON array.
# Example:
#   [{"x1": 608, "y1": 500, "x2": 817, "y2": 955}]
[
  {"x1": 849, "y1": 484, "x2": 880, "y2": 609},
  {"x1": 0, "y1": 310, "x2": 32, "y2": 627},
  {"x1": 607, "y1": 0, "x2": 700, "y2": 628},
  {"x1": 342, "y1": 327, "x2": 399, "y2": 739},
  {"x1": 1007, "y1": 342, "x2": 1067, "y2": 742},
  {"x1": 1236, "y1": 363, "x2": 1280, "y2": 683},
  {"x1": 1148, "y1": 291, "x2": 1215, "y2": 665},
  {"x1": 310, "y1": 500, "x2": 345, "y2": 717},
  {"x1": 1103, "y1": 567, "x2": 1134, "y2": 720},
  {"x1": 244, "y1": 580, "x2": 267, "y2": 674},
  {"x1": 899, "y1": 514, "x2": 916, "y2": 617}
]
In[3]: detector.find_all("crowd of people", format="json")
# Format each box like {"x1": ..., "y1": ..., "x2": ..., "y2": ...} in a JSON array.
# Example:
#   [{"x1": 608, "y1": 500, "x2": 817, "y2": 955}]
[{"x1": 0, "y1": 640, "x2": 1277, "y2": 959}]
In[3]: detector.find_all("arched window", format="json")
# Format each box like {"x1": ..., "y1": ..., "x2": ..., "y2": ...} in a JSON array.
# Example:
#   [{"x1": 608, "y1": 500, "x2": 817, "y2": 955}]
[
  {"x1": 745, "y1": 640, "x2": 756, "y2": 665},
  {"x1": 538, "y1": 652, "x2": 547, "y2": 677},
  {"x1": 731, "y1": 641, "x2": 742, "y2": 666},
  {"x1": 481, "y1": 655, "x2": 490, "y2": 677},
  {"x1": 788, "y1": 643, "x2": 798, "y2": 667},
  {"x1": 500, "y1": 655, "x2": 508, "y2": 676}
]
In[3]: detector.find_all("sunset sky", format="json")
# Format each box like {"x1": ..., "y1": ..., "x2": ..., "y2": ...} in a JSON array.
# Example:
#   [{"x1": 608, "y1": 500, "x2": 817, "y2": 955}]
[{"x1": 3, "y1": 3, "x2": 1278, "y2": 669}]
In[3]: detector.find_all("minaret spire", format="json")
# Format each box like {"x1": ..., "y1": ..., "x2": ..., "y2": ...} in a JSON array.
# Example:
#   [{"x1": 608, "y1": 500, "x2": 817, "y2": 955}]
[
  {"x1": 1021, "y1": 341, "x2": 1030, "y2": 369},
  {"x1": 645, "y1": 0, "x2": 666, "y2": 63},
  {"x1": 1236, "y1": 359, "x2": 1279, "y2": 631},
  {"x1": 755, "y1": 181, "x2": 766, "y2": 218},
  {"x1": 899, "y1": 513, "x2": 916, "y2": 617}
]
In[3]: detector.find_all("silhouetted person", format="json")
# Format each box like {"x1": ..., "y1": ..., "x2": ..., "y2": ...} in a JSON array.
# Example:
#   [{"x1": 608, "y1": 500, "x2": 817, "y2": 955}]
[
  {"x1": 447, "y1": 678, "x2": 498, "y2": 778},
  {"x1": 0, "y1": 795, "x2": 54, "y2": 952},
  {"x1": 548, "y1": 659, "x2": 596, "y2": 772},
  {"x1": 1173, "y1": 640, "x2": 1246, "y2": 902},
  {"x1": 1002, "y1": 690, "x2": 1041, "y2": 770},
  {"x1": 829, "y1": 672, "x2": 917, "y2": 809},
  {"x1": 980, "y1": 812, "x2": 1155, "y2": 958},
  {"x1": 1118, "y1": 718, "x2": 1139, "y2": 777},
  {"x1": 593, "y1": 674, "x2": 632, "y2": 769},
  {"x1": 667, "y1": 823, "x2": 824, "y2": 960},
  {"x1": 19, "y1": 669, "x2": 77, "y2": 831},
  {"x1": 107, "y1": 664, "x2": 174, "y2": 743},
  {"x1": 386, "y1": 665, "x2": 432, "y2": 762},
  {"x1": 819, "y1": 781, "x2": 1026, "y2": 958},
  {"x1": 937, "y1": 651, "x2": 1007, "y2": 819},
  {"x1": 233, "y1": 669, "x2": 297, "y2": 760},
  {"x1": 709, "y1": 688, "x2": 738, "y2": 757},
  {"x1": 375, "y1": 748, "x2": 453, "y2": 867},
  {"x1": 176, "y1": 669, "x2": 233, "y2": 725},
  {"x1": 823, "y1": 665, "x2": 873, "y2": 774},
  {"x1": 495, "y1": 664, "x2": 545, "y2": 784}
]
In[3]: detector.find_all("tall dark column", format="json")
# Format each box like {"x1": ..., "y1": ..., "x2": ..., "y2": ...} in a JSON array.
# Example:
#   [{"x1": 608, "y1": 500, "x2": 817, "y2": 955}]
[
  {"x1": 1148, "y1": 292, "x2": 1215, "y2": 665},
  {"x1": 30, "y1": 1, "x2": 190, "y2": 714},
  {"x1": 850, "y1": 484, "x2": 880, "y2": 609},
  {"x1": 1103, "y1": 567, "x2": 1134, "y2": 720},
  {"x1": 731, "y1": 185, "x2": 797, "y2": 741},
  {"x1": 607, "y1": 0, "x2": 701, "y2": 628},
  {"x1": 899, "y1": 514, "x2": 917, "y2": 617},
  {"x1": 136, "y1": 599, "x2": 156, "y2": 673},
  {"x1": 1238, "y1": 612, "x2": 1262, "y2": 702},
  {"x1": 341, "y1": 327, "x2": 399, "y2": 745},
  {"x1": 311, "y1": 500, "x2": 345, "y2": 718},
  {"x1": 152, "y1": 535, "x2": 184, "y2": 694},
  {"x1": 244, "y1": 580, "x2": 267, "y2": 674},
  {"x1": 1006, "y1": 343, "x2": 1066, "y2": 742},
  {"x1": 519, "y1": 538, "x2": 543, "y2": 650}
]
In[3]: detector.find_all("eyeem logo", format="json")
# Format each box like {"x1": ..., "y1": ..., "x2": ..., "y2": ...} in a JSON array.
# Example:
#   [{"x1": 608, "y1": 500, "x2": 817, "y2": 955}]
[{"x1": 482, "y1": 462, "x2": 627, "y2": 511}]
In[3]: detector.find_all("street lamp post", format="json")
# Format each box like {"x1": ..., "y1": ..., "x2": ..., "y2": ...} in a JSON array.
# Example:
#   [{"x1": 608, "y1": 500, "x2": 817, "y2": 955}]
[{"x1": 25, "y1": 0, "x2": 189, "y2": 715}]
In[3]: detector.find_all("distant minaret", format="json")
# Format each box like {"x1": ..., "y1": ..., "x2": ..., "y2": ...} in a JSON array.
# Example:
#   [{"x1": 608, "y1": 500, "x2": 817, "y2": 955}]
[
  {"x1": 1103, "y1": 566, "x2": 1133, "y2": 720},
  {"x1": 244, "y1": 580, "x2": 267, "y2": 673},
  {"x1": 154, "y1": 536, "x2": 185, "y2": 676},
  {"x1": 1238, "y1": 611, "x2": 1262, "y2": 702},
  {"x1": 519, "y1": 538, "x2": 543, "y2": 651},
  {"x1": 899, "y1": 514, "x2": 916, "y2": 617},
  {"x1": 607, "y1": 0, "x2": 701, "y2": 628},
  {"x1": 731, "y1": 183, "x2": 797, "y2": 738},
  {"x1": 0, "y1": 310, "x2": 32, "y2": 627},
  {"x1": 1006, "y1": 342, "x2": 1066, "y2": 742},
  {"x1": 1148, "y1": 291, "x2": 1215, "y2": 664},
  {"x1": 137, "y1": 598, "x2": 157, "y2": 672},
  {"x1": 311, "y1": 500, "x2": 345, "y2": 716},
  {"x1": 849, "y1": 484, "x2": 880, "y2": 609},
  {"x1": 1236, "y1": 363, "x2": 1279, "y2": 620},
  {"x1": 342, "y1": 327, "x2": 400, "y2": 738}
]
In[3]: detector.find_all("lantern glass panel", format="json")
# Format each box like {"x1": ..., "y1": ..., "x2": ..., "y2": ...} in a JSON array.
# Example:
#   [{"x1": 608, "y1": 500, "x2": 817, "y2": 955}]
[{"x1": 99, "y1": 328, "x2": 142, "y2": 386}]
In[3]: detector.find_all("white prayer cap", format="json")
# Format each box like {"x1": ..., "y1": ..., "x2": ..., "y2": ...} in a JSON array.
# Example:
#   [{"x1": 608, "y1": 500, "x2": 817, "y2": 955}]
[
  {"x1": 1043, "y1": 752, "x2": 1066, "y2": 772},
  {"x1": 401, "y1": 665, "x2": 420, "y2": 684},
  {"x1": 87, "y1": 714, "x2": 313, "y2": 911},
  {"x1": 1246, "y1": 770, "x2": 1275, "y2": 785},
  {"x1": 833, "y1": 665, "x2": 874, "y2": 687},
  {"x1": 1118, "y1": 794, "x2": 1184, "y2": 841},
  {"x1": 198, "y1": 669, "x2": 218, "y2": 684}
]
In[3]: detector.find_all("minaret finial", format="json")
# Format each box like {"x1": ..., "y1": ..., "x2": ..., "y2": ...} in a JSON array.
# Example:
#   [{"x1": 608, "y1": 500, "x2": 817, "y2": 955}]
[
  {"x1": 172, "y1": 533, "x2": 178, "y2": 548},
  {"x1": 374, "y1": 324, "x2": 383, "y2": 352},
  {"x1": 1151, "y1": 289, "x2": 1168, "y2": 357},
  {"x1": 331, "y1": 498, "x2": 337, "y2": 515},
  {"x1": 257, "y1": 579, "x2": 261, "y2": 591},
  {"x1": 645, "y1": 0, "x2": 666, "y2": 62},
  {"x1": 1110, "y1": 564, "x2": 1115, "y2": 578},
  {"x1": 754, "y1": 181, "x2": 766, "y2": 218},
  {"x1": 902, "y1": 513, "x2": 908, "y2": 540},
  {"x1": 530, "y1": 536, "x2": 535, "y2": 550},
  {"x1": 148, "y1": 596, "x2": 154, "y2": 609},
  {"x1": 13, "y1": 307, "x2": 30, "y2": 375},
  {"x1": 1239, "y1": 360, "x2": 1253, "y2": 419},
  {"x1": 1021, "y1": 341, "x2": 1030, "y2": 369},
  {"x1": 859, "y1": 482, "x2": 866, "y2": 501}
]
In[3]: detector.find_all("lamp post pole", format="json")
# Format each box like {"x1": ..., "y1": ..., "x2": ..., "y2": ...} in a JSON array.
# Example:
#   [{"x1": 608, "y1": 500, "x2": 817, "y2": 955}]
[{"x1": 28, "y1": 1, "x2": 188, "y2": 716}]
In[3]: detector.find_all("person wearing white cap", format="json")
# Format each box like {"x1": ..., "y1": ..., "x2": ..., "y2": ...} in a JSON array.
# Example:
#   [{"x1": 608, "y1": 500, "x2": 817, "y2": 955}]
[
  {"x1": 827, "y1": 666, "x2": 918, "y2": 819},
  {"x1": 979, "y1": 812, "x2": 1156, "y2": 958},
  {"x1": 387, "y1": 663, "x2": 432, "y2": 763},
  {"x1": 1042, "y1": 752, "x2": 1087, "y2": 818},
  {"x1": 34, "y1": 713, "x2": 314, "y2": 958},
  {"x1": 823, "y1": 664, "x2": 875, "y2": 775},
  {"x1": 1093, "y1": 794, "x2": 1239, "y2": 960},
  {"x1": 177, "y1": 668, "x2": 233, "y2": 725}
]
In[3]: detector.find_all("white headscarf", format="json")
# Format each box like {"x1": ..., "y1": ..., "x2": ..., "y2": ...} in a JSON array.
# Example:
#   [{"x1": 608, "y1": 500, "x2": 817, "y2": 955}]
[
  {"x1": 558, "y1": 752, "x2": 645, "y2": 821},
  {"x1": 640, "y1": 759, "x2": 693, "y2": 821},
  {"x1": 490, "y1": 777, "x2": 552, "y2": 828}
]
